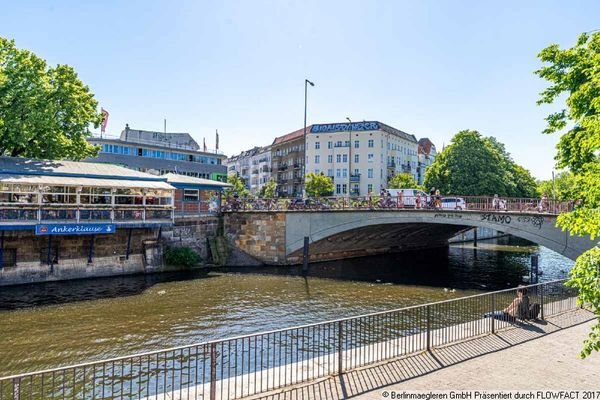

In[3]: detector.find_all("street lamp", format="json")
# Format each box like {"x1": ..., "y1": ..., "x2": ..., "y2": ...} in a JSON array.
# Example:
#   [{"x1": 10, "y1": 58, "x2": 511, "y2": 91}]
[
  {"x1": 346, "y1": 117, "x2": 352, "y2": 197},
  {"x1": 303, "y1": 79, "x2": 315, "y2": 197}
]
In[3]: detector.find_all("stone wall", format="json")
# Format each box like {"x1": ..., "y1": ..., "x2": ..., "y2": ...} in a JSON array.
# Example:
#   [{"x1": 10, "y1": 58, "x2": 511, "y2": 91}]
[
  {"x1": 223, "y1": 212, "x2": 287, "y2": 264},
  {"x1": 0, "y1": 228, "x2": 159, "y2": 286},
  {"x1": 161, "y1": 216, "x2": 220, "y2": 260}
]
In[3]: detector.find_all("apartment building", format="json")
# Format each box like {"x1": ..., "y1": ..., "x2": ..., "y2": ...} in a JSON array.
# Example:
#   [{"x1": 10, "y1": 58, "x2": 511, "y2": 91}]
[
  {"x1": 271, "y1": 127, "x2": 307, "y2": 197},
  {"x1": 226, "y1": 146, "x2": 272, "y2": 194},
  {"x1": 417, "y1": 138, "x2": 437, "y2": 185},
  {"x1": 305, "y1": 121, "x2": 419, "y2": 196}
]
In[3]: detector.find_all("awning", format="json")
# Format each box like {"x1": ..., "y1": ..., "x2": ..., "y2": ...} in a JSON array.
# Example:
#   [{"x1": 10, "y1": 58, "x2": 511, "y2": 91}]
[{"x1": 0, "y1": 174, "x2": 175, "y2": 190}]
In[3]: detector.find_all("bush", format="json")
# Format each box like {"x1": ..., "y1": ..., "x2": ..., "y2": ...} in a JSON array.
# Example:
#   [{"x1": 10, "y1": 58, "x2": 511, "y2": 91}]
[{"x1": 165, "y1": 247, "x2": 201, "y2": 268}]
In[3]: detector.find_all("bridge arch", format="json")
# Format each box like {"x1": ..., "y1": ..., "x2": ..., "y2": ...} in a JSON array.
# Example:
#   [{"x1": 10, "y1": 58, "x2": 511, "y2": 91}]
[{"x1": 284, "y1": 210, "x2": 595, "y2": 262}]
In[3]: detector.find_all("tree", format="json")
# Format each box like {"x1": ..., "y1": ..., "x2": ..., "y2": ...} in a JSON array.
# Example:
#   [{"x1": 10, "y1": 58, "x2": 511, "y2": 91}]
[
  {"x1": 225, "y1": 174, "x2": 249, "y2": 198},
  {"x1": 305, "y1": 172, "x2": 334, "y2": 197},
  {"x1": 536, "y1": 31, "x2": 600, "y2": 358},
  {"x1": 536, "y1": 171, "x2": 578, "y2": 201},
  {"x1": 258, "y1": 178, "x2": 276, "y2": 198},
  {"x1": 424, "y1": 130, "x2": 537, "y2": 197},
  {"x1": 389, "y1": 173, "x2": 421, "y2": 189},
  {"x1": 0, "y1": 37, "x2": 101, "y2": 160}
]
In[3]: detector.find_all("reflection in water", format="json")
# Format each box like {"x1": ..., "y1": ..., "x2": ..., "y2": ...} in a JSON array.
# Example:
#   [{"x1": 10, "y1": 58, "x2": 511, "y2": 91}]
[{"x1": 0, "y1": 236, "x2": 573, "y2": 375}]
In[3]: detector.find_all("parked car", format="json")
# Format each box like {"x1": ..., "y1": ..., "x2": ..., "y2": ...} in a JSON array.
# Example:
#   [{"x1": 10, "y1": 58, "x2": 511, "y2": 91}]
[{"x1": 441, "y1": 197, "x2": 467, "y2": 210}]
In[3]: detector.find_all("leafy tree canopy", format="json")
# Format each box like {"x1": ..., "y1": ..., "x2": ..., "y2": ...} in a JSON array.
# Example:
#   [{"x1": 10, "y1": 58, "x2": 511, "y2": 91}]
[
  {"x1": 536, "y1": 31, "x2": 600, "y2": 357},
  {"x1": 225, "y1": 174, "x2": 249, "y2": 198},
  {"x1": 536, "y1": 171, "x2": 578, "y2": 201},
  {"x1": 423, "y1": 130, "x2": 537, "y2": 197},
  {"x1": 389, "y1": 173, "x2": 422, "y2": 190},
  {"x1": 305, "y1": 172, "x2": 334, "y2": 197},
  {"x1": 258, "y1": 178, "x2": 276, "y2": 198},
  {"x1": 0, "y1": 37, "x2": 101, "y2": 160}
]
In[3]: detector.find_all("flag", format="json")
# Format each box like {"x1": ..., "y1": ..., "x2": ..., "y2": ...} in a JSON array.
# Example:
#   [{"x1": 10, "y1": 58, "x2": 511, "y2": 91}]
[
  {"x1": 100, "y1": 108, "x2": 109, "y2": 133},
  {"x1": 203, "y1": 137, "x2": 207, "y2": 152},
  {"x1": 215, "y1": 129, "x2": 219, "y2": 151}
]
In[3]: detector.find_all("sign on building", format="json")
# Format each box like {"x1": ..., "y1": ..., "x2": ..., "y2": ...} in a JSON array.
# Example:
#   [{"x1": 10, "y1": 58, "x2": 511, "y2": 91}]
[{"x1": 35, "y1": 224, "x2": 117, "y2": 235}]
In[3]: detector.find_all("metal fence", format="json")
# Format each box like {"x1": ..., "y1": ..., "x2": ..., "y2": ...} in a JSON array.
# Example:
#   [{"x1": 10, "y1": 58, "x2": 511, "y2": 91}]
[
  {"x1": 222, "y1": 195, "x2": 573, "y2": 215},
  {"x1": 0, "y1": 280, "x2": 578, "y2": 400}
]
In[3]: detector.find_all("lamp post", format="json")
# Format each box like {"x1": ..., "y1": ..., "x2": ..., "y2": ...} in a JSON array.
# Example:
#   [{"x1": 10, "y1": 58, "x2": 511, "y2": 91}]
[
  {"x1": 346, "y1": 117, "x2": 352, "y2": 197},
  {"x1": 303, "y1": 79, "x2": 315, "y2": 198}
]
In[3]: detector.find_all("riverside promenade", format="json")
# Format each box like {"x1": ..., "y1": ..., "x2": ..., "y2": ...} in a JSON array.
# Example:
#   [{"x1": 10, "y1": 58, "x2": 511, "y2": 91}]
[{"x1": 254, "y1": 309, "x2": 598, "y2": 400}]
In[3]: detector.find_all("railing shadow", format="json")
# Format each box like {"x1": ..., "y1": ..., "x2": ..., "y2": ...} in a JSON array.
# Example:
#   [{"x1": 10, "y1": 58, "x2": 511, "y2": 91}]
[{"x1": 250, "y1": 309, "x2": 593, "y2": 400}]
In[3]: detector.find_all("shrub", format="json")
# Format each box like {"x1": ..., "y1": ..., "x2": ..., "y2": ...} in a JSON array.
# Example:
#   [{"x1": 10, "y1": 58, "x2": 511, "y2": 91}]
[{"x1": 165, "y1": 247, "x2": 201, "y2": 268}]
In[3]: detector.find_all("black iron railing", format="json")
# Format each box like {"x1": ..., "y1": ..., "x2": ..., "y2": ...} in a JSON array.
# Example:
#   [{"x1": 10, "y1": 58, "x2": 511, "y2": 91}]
[{"x1": 0, "y1": 280, "x2": 579, "y2": 399}]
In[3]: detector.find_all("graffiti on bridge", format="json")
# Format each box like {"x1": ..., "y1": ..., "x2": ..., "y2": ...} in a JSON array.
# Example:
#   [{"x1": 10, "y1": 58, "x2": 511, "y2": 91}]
[
  {"x1": 517, "y1": 215, "x2": 545, "y2": 230},
  {"x1": 480, "y1": 214, "x2": 512, "y2": 225}
]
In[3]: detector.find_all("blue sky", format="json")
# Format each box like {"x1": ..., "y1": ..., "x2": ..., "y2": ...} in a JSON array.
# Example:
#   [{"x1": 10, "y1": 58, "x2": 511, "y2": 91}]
[{"x1": 1, "y1": 0, "x2": 598, "y2": 179}]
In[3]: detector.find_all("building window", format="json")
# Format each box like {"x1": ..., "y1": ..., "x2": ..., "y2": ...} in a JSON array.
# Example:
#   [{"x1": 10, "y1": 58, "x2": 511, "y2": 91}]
[
  {"x1": 342, "y1": 184, "x2": 347, "y2": 194},
  {"x1": 354, "y1": 154, "x2": 359, "y2": 163},
  {"x1": 368, "y1": 139, "x2": 374, "y2": 148},
  {"x1": 368, "y1": 184, "x2": 373, "y2": 193},
  {"x1": 315, "y1": 142, "x2": 320, "y2": 149},
  {"x1": 336, "y1": 169, "x2": 341, "y2": 177},
  {"x1": 368, "y1": 168, "x2": 374, "y2": 178},
  {"x1": 336, "y1": 184, "x2": 341, "y2": 194},
  {"x1": 327, "y1": 154, "x2": 333, "y2": 163},
  {"x1": 336, "y1": 154, "x2": 342, "y2": 163},
  {"x1": 183, "y1": 189, "x2": 199, "y2": 201},
  {"x1": 354, "y1": 168, "x2": 359, "y2": 175},
  {"x1": 314, "y1": 155, "x2": 320, "y2": 164},
  {"x1": 314, "y1": 169, "x2": 320, "y2": 175},
  {"x1": 342, "y1": 169, "x2": 347, "y2": 177},
  {"x1": 328, "y1": 141, "x2": 333, "y2": 149},
  {"x1": 368, "y1": 154, "x2": 374, "y2": 162},
  {"x1": 354, "y1": 140, "x2": 359, "y2": 148},
  {"x1": 327, "y1": 168, "x2": 333, "y2": 176},
  {"x1": 342, "y1": 154, "x2": 348, "y2": 163}
]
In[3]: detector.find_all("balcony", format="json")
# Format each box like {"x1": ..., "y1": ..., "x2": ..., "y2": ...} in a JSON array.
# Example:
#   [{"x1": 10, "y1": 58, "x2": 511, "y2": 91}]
[
  {"x1": 262, "y1": 166, "x2": 271, "y2": 173},
  {"x1": 278, "y1": 165, "x2": 288, "y2": 171},
  {"x1": 334, "y1": 143, "x2": 350, "y2": 148},
  {"x1": 387, "y1": 162, "x2": 396, "y2": 169},
  {"x1": 401, "y1": 164, "x2": 412, "y2": 173},
  {"x1": 293, "y1": 163, "x2": 301, "y2": 169},
  {"x1": 350, "y1": 174, "x2": 361, "y2": 183}
]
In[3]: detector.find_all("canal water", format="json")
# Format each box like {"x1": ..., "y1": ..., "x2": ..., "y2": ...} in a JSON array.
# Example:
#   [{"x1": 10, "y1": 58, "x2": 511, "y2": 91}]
[{"x1": 0, "y1": 237, "x2": 573, "y2": 376}]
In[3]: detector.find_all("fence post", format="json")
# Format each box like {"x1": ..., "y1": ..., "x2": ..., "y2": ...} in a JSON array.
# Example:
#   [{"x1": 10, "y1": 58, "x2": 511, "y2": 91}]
[
  {"x1": 337, "y1": 320, "x2": 343, "y2": 374},
  {"x1": 540, "y1": 284, "x2": 545, "y2": 320},
  {"x1": 491, "y1": 293, "x2": 495, "y2": 334},
  {"x1": 210, "y1": 343, "x2": 217, "y2": 400},
  {"x1": 12, "y1": 377, "x2": 20, "y2": 400},
  {"x1": 426, "y1": 305, "x2": 431, "y2": 351}
]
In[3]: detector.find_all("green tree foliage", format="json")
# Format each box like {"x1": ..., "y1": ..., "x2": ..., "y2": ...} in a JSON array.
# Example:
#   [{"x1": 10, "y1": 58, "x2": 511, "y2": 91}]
[
  {"x1": 536, "y1": 32, "x2": 600, "y2": 358},
  {"x1": 536, "y1": 171, "x2": 578, "y2": 201},
  {"x1": 258, "y1": 178, "x2": 276, "y2": 198},
  {"x1": 424, "y1": 130, "x2": 537, "y2": 197},
  {"x1": 225, "y1": 174, "x2": 249, "y2": 198},
  {"x1": 305, "y1": 172, "x2": 334, "y2": 197},
  {"x1": 389, "y1": 173, "x2": 421, "y2": 190},
  {"x1": 0, "y1": 37, "x2": 101, "y2": 160}
]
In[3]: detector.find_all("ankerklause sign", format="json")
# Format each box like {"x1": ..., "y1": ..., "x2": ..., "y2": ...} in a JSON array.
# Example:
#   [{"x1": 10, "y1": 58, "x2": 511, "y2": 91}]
[{"x1": 35, "y1": 224, "x2": 116, "y2": 235}]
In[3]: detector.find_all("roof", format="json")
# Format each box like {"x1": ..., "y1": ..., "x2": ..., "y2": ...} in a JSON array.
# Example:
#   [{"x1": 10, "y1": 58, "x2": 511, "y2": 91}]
[
  {"x1": 272, "y1": 126, "x2": 312, "y2": 146},
  {"x1": 0, "y1": 157, "x2": 167, "y2": 181},
  {"x1": 120, "y1": 126, "x2": 200, "y2": 150},
  {"x1": 418, "y1": 138, "x2": 436, "y2": 155},
  {"x1": 163, "y1": 173, "x2": 232, "y2": 189},
  {"x1": 0, "y1": 174, "x2": 174, "y2": 190}
]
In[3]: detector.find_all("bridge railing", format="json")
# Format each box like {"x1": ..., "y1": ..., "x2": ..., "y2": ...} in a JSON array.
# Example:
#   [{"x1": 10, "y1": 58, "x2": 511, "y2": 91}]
[
  {"x1": 0, "y1": 279, "x2": 579, "y2": 400},
  {"x1": 222, "y1": 195, "x2": 573, "y2": 214}
]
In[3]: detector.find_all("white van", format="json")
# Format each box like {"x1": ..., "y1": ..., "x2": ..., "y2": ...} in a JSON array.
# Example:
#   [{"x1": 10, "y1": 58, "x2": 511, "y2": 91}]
[{"x1": 385, "y1": 188, "x2": 428, "y2": 207}]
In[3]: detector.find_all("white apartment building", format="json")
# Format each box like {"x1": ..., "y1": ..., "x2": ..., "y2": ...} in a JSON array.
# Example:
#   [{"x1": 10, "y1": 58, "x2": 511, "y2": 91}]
[
  {"x1": 226, "y1": 146, "x2": 272, "y2": 194},
  {"x1": 305, "y1": 121, "x2": 419, "y2": 196}
]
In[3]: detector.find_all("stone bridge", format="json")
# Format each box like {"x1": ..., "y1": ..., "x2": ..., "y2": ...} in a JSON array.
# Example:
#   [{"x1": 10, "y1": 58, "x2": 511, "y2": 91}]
[{"x1": 223, "y1": 210, "x2": 597, "y2": 264}]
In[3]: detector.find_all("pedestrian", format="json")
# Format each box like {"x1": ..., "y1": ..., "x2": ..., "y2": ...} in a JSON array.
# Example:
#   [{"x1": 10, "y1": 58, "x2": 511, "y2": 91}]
[
  {"x1": 493, "y1": 194, "x2": 500, "y2": 210},
  {"x1": 435, "y1": 189, "x2": 441, "y2": 209},
  {"x1": 484, "y1": 286, "x2": 530, "y2": 321}
]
